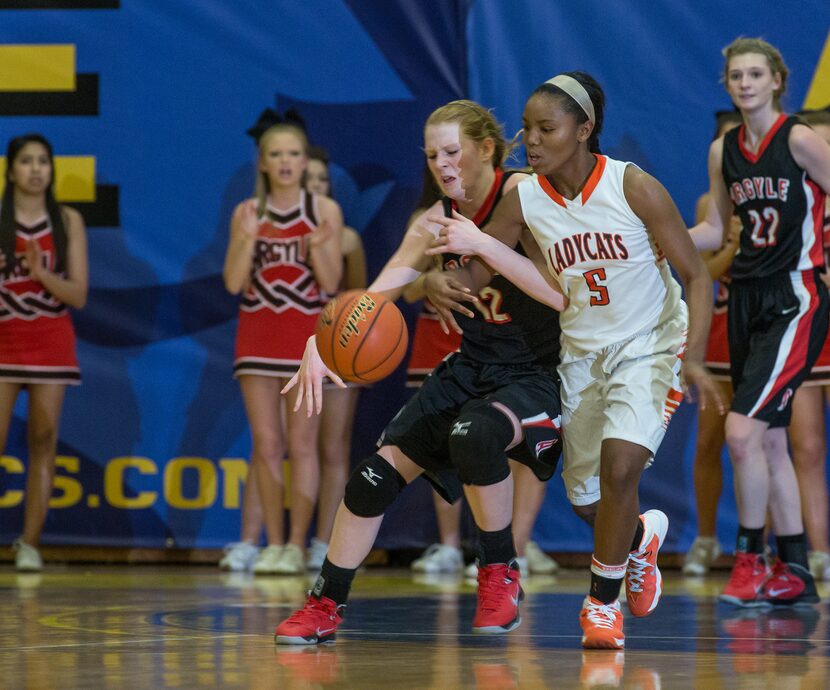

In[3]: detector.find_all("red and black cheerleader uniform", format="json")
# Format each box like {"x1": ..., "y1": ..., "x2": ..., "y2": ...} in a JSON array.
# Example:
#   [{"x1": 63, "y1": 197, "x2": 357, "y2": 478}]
[
  {"x1": 234, "y1": 191, "x2": 324, "y2": 378},
  {"x1": 0, "y1": 215, "x2": 80, "y2": 385}
]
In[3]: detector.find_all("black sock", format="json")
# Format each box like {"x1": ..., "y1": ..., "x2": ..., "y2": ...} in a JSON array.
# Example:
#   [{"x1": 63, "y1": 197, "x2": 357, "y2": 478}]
[
  {"x1": 590, "y1": 572, "x2": 624, "y2": 604},
  {"x1": 736, "y1": 526, "x2": 765, "y2": 554},
  {"x1": 313, "y1": 557, "x2": 356, "y2": 606},
  {"x1": 630, "y1": 520, "x2": 644, "y2": 552},
  {"x1": 478, "y1": 524, "x2": 516, "y2": 566},
  {"x1": 776, "y1": 533, "x2": 809, "y2": 569}
]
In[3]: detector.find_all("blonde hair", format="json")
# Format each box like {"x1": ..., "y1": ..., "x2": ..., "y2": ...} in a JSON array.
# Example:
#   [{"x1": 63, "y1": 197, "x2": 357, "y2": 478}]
[
  {"x1": 254, "y1": 123, "x2": 309, "y2": 213},
  {"x1": 425, "y1": 100, "x2": 514, "y2": 168},
  {"x1": 722, "y1": 37, "x2": 789, "y2": 109}
]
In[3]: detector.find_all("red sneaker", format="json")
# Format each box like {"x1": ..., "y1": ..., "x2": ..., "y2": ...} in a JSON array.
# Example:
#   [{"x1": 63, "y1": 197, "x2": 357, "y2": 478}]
[
  {"x1": 580, "y1": 596, "x2": 625, "y2": 650},
  {"x1": 275, "y1": 645, "x2": 340, "y2": 683},
  {"x1": 626, "y1": 509, "x2": 669, "y2": 617},
  {"x1": 763, "y1": 559, "x2": 819, "y2": 606},
  {"x1": 719, "y1": 552, "x2": 770, "y2": 607},
  {"x1": 472, "y1": 560, "x2": 523, "y2": 634},
  {"x1": 275, "y1": 595, "x2": 344, "y2": 645}
]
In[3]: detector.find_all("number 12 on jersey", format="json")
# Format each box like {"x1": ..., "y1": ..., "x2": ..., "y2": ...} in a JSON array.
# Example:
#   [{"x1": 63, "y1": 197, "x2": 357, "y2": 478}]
[{"x1": 583, "y1": 268, "x2": 609, "y2": 306}]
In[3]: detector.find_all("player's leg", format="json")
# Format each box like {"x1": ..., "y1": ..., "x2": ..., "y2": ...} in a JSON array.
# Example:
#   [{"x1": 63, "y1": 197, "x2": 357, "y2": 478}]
[
  {"x1": 763, "y1": 425, "x2": 819, "y2": 605},
  {"x1": 720, "y1": 412, "x2": 775, "y2": 605},
  {"x1": 788, "y1": 385, "x2": 830, "y2": 580},
  {"x1": 275, "y1": 444, "x2": 425, "y2": 644},
  {"x1": 17, "y1": 383, "x2": 65, "y2": 570},
  {"x1": 451, "y1": 398, "x2": 523, "y2": 634},
  {"x1": 239, "y1": 375, "x2": 287, "y2": 574},
  {"x1": 312, "y1": 386, "x2": 361, "y2": 570},
  {"x1": 684, "y1": 379, "x2": 731, "y2": 575},
  {"x1": 724, "y1": 270, "x2": 828, "y2": 605},
  {"x1": 510, "y1": 461, "x2": 558, "y2": 574},
  {"x1": 582, "y1": 315, "x2": 684, "y2": 648}
]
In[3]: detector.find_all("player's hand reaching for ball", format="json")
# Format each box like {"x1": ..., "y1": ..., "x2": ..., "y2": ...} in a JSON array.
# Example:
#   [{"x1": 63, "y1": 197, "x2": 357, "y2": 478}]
[
  {"x1": 281, "y1": 335, "x2": 346, "y2": 416},
  {"x1": 423, "y1": 271, "x2": 477, "y2": 335},
  {"x1": 681, "y1": 360, "x2": 724, "y2": 415}
]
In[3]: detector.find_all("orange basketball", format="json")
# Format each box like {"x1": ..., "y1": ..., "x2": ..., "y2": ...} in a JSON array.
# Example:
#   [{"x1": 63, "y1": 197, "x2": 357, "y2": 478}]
[{"x1": 315, "y1": 290, "x2": 409, "y2": 383}]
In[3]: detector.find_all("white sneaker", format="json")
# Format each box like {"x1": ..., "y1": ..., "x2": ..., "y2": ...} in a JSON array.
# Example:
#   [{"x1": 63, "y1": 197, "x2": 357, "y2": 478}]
[
  {"x1": 219, "y1": 542, "x2": 260, "y2": 572},
  {"x1": 274, "y1": 543, "x2": 306, "y2": 574},
  {"x1": 13, "y1": 539, "x2": 42, "y2": 572},
  {"x1": 808, "y1": 551, "x2": 830, "y2": 581},
  {"x1": 464, "y1": 557, "x2": 528, "y2": 579},
  {"x1": 526, "y1": 541, "x2": 559, "y2": 574},
  {"x1": 307, "y1": 538, "x2": 328, "y2": 571},
  {"x1": 411, "y1": 544, "x2": 464, "y2": 573},
  {"x1": 252, "y1": 545, "x2": 284, "y2": 575},
  {"x1": 682, "y1": 537, "x2": 722, "y2": 575}
]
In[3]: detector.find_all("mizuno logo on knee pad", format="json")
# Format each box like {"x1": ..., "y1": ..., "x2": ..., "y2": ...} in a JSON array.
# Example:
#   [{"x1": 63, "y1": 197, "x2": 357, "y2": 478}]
[
  {"x1": 361, "y1": 467, "x2": 382, "y2": 485},
  {"x1": 451, "y1": 421, "x2": 472, "y2": 436}
]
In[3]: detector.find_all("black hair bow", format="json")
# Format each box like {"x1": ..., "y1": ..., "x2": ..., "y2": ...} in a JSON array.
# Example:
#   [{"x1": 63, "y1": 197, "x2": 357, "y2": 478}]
[{"x1": 246, "y1": 107, "x2": 307, "y2": 143}]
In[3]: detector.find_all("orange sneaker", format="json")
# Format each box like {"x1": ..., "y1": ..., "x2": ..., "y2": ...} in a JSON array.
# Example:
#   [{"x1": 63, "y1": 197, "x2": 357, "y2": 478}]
[
  {"x1": 580, "y1": 596, "x2": 625, "y2": 650},
  {"x1": 579, "y1": 651, "x2": 625, "y2": 687},
  {"x1": 626, "y1": 509, "x2": 668, "y2": 617}
]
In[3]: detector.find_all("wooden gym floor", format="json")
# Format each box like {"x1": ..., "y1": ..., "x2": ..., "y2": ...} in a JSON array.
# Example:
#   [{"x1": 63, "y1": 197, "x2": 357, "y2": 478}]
[{"x1": 1, "y1": 564, "x2": 829, "y2": 689}]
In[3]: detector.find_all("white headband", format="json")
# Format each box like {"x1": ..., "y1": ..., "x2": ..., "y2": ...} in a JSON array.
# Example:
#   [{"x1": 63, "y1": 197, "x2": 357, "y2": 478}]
[{"x1": 545, "y1": 74, "x2": 595, "y2": 124}]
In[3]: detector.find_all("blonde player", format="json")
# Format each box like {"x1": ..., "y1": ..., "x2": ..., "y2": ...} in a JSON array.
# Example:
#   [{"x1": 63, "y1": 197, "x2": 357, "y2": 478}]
[{"x1": 426, "y1": 72, "x2": 719, "y2": 649}]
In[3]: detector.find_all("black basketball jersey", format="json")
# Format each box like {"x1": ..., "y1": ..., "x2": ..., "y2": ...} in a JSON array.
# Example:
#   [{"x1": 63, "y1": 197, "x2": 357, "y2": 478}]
[
  {"x1": 722, "y1": 114, "x2": 826, "y2": 280},
  {"x1": 440, "y1": 169, "x2": 561, "y2": 369}
]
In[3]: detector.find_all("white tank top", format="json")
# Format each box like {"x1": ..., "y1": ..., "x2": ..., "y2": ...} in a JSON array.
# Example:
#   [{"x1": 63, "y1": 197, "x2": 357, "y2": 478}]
[{"x1": 518, "y1": 155, "x2": 683, "y2": 352}]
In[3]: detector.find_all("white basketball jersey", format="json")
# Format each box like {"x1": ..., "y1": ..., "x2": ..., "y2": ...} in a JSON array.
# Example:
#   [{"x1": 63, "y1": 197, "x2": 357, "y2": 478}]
[{"x1": 518, "y1": 155, "x2": 683, "y2": 352}]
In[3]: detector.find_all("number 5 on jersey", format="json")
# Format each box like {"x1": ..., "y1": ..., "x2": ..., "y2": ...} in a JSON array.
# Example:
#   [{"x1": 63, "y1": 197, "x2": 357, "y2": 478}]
[{"x1": 583, "y1": 268, "x2": 610, "y2": 306}]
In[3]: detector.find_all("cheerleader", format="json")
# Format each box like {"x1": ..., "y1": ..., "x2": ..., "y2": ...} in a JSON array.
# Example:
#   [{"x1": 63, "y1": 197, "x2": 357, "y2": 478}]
[{"x1": 0, "y1": 133, "x2": 88, "y2": 571}]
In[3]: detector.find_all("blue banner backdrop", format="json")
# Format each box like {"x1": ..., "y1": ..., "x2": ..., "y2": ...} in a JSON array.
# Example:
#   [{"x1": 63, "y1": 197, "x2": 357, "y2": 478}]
[{"x1": 0, "y1": 1, "x2": 828, "y2": 552}]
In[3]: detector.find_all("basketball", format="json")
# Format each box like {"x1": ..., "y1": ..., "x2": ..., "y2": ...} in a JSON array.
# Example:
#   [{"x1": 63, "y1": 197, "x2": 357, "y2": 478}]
[{"x1": 315, "y1": 290, "x2": 409, "y2": 383}]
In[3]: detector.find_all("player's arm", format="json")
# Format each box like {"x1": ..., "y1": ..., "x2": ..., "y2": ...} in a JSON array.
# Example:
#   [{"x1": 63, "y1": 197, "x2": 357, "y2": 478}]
[
  {"x1": 308, "y1": 196, "x2": 344, "y2": 295},
  {"x1": 790, "y1": 123, "x2": 830, "y2": 196},
  {"x1": 427, "y1": 186, "x2": 568, "y2": 313},
  {"x1": 624, "y1": 166, "x2": 722, "y2": 413},
  {"x1": 283, "y1": 202, "x2": 441, "y2": 415},
  {"x1": 367, "y1": 202, "x2": 442, "y2": 300},
  {"x1": 223, "y1": 199, "x2": 258, "y2": 294},
  {"x1": 696, "y1": 193, "x2": 740, "y2": 280},
  {"x1": 689, "y1": 138, "x2": 734, "y2": 251},
  {"x1": 26, "y1": 206, "x2": 88, "y2": 308}
]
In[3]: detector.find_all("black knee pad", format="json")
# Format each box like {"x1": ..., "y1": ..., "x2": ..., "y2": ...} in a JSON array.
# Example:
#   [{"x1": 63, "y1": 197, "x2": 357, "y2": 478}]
[
  {"x1": 343, "y1": 454, "x2": 407, "y2": 518},
  {"x1": 448, "y1": 399, "x2": 514, "y2": 486}
]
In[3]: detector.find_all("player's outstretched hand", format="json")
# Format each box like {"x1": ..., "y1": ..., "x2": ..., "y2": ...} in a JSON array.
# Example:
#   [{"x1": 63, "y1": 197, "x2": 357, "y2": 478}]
[
  {"x1": 281, "y1": 336, "x2": 346, "y2": 416},
  {"x1": 423, "y1": 270, "x2": 477, "y2": 335},
  {"x1": 425, "y1": 210, "x2": 487, "y2": 257},
  {"x1": 681, "y1": 360, "x2": 724, "y2": 414}
]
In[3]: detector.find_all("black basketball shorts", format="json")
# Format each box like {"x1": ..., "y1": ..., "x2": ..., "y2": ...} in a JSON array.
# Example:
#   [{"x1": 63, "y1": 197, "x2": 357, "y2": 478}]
[
  {"x1": 728, "y1": 269, "x2": 829, "y2": 427},
  {"x1": 379, "y1": 353, "x2": 562, "y2": 503}
]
